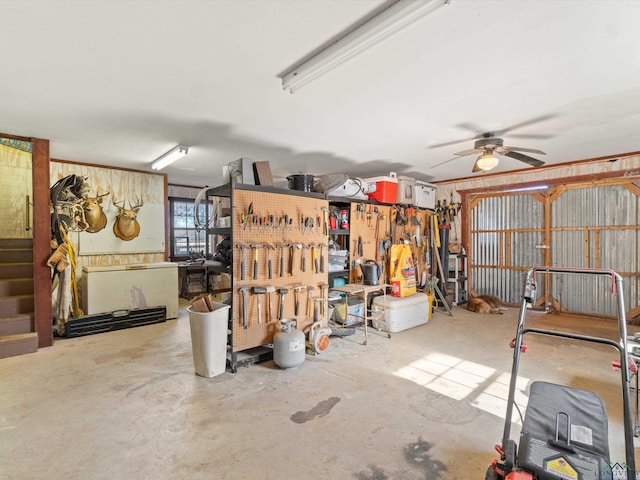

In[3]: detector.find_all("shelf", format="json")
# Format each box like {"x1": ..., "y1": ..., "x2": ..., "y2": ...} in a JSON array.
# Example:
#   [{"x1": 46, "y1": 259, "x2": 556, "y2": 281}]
[
  {"x1": 447, "y1": 253, "x2": 468, "y2": 306},
  {"x1": 207, "y1": 227, "x2": 231, "y2": 236},
  {"x1": 330, "y1": 229, "x2": 349, "y2": 236},
  {"x1": 328, "y1": 270, "x2": 349, "y2": 278},
  {"x1": 207, "y1": 182, "x2": 326, "y2": 199}
]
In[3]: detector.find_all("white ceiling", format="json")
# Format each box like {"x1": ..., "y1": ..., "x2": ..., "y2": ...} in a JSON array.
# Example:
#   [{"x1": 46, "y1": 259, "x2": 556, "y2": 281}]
[{"x1": 3, "y1": 0, "x2": 640, "y2": 188}]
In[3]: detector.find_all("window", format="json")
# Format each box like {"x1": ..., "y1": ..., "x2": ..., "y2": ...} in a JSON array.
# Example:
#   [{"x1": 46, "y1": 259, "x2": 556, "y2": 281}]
[{"x1": 169, "y1": 197, "x2": 211, "y2": 259}]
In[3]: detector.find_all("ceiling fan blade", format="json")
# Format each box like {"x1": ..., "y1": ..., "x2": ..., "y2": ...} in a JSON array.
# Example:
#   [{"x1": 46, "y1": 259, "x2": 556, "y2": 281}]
[
  {"x1": 506, "y1": 133, "x2": 555, "y2": 140},
  {"x1": 471, "y1": 158, "x2": 483, "y2": 173},
  {"x1": 428, "y1": 122, "x2": 488, "y2": 148},
  {"x1": 428, "y1": 135, "x2": 477, "y2": 149},
  {"x1": 453, "y1": 148, "x2": 482, "y2": 156},
  {"x1": 456, "y1": 122, "x2": 486, "y2": 135},
  {"x1": 502, "y1": 150, "x2": 546, "y2": 167},
  {"x1": 504, "y1": 146, "x2": 546, "y2": 155},
  {"x1": 493, "y1": 113, "x2": 557, "y2": 136},
  {"x1": 429, "y1": 155, "x2": 466, "y2": 169}
]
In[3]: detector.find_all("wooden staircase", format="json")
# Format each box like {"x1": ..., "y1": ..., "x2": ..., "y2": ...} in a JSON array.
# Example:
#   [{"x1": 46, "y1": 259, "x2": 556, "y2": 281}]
[{"x1": 0, "y1": 238, "x2": 37, "y2": 359}]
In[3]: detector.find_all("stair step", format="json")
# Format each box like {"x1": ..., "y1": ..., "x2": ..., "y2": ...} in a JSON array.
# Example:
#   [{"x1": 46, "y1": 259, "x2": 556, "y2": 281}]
[
  {"x1": 0, "y1": 263, "x2": 33, "y2": 279},
  {"x1": 0, "y1": 332, "x2": 38, "y2": 359},
  {"x1": 0, "y1": 248, "x2": 33, "y2": 263},
  {"x1": 0, "y1": 239, "x2": 33, "y2": 249},
  {"x1": 0, "y1": 278, "x2": 33, "y2": 296},
  {"x1": 0, "y1": 313, "x2": 33, "y2": 336},
  {"x1": 0, "y1": 294, "x2": 34, "y2": 316}
]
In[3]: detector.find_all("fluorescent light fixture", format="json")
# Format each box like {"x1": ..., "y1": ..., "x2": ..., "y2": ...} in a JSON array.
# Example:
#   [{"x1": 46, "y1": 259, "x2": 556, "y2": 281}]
[
  {"x1": 281, "y1": 0, "x2": 449, "y2": 93},
  {"x1": 151, "y1": 145, "x2": 189, "y2": 170},
  {"x1": 504, "y1": 185, "x2": 549, "y2": 193},
  {"x1": 475, "y1": 152, "x2": 499, "y2": 171}
]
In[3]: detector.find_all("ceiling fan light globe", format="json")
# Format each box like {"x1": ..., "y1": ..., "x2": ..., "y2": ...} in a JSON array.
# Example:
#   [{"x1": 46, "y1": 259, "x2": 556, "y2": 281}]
[{"x1": 476, "y1": 153, "x2": 499, "y2": 171}]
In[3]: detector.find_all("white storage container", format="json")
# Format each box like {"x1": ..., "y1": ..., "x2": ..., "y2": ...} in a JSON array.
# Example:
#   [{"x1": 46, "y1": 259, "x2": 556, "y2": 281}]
[
  {"x1": 372, "y1": 292, "x2": 430, "y2": 333},
  {"x1": 396, "y1": 175, "x2": 415, "y2": 204},
  {"x1": 414, "y1": 181, "x2": 436, "y2": 210}
]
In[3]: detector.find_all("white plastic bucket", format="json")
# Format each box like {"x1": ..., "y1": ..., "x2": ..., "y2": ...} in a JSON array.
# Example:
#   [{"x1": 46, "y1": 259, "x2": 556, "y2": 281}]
[{"x1": 188, "y1": 304, "x2": 230, "y2": 378}]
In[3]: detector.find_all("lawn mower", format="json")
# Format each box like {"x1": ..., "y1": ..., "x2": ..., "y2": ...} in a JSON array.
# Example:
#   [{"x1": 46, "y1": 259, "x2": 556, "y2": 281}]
[{"x1": 487, "y1": 266, "x2": 636, "y2": 480}]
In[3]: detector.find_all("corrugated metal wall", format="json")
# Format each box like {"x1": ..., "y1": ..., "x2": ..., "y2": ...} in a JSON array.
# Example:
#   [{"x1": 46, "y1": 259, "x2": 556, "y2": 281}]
[
  {"x1": 470, "y1": 183, "x2": 639, "y2": 317},
  {"x1": 471, "y1": 194, "x2": 544, "y2": 304},
  {"x1": 551, "y1": 184, "x2": 639, "y2": 317}
]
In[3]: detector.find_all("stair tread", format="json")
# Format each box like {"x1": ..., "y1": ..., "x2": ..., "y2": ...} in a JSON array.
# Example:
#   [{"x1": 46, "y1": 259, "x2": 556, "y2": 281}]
[
  {"x1": 0, "y1": 332, "x2": 37, "y2": 342},
  {"x1": 0, "y1": 312, "x2": 34, "y2": 320}
]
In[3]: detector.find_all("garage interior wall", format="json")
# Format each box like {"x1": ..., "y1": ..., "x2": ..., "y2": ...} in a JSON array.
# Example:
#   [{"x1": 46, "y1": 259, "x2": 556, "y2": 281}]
[
  {"x1": 50, "y1": 161, "x2": 168, "y2": 301},
  {"x1": 436, "y1": 153, "x2": 640, "y2": 319}
]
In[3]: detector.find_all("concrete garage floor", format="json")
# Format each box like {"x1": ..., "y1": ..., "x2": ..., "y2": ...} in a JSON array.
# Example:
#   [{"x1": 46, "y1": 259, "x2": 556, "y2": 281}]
[{"x1": 1, "y1": 299, "x2": 638, "y2": 480}]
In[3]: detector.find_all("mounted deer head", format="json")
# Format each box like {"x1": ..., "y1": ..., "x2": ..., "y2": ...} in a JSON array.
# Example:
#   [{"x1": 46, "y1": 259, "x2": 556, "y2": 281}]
[
  {"x1": 83, "y1": 191, "x2": 109, "y2": 233},
  {"x1": 113, "y1": 196, "x2": 143, "y2": 241}
]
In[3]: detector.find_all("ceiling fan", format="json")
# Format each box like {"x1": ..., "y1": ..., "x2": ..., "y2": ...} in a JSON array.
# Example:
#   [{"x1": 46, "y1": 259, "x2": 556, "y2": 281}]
[
  {"x1": 431, "y1": 132, "x2": 547, "y2": 173},
  {"x1": 429, "y1": 114, "x2": 554, "y2": 173}
]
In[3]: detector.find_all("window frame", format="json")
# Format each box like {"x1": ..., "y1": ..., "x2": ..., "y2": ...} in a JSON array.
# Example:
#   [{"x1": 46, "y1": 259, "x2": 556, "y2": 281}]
[{"x1": 168, "y1": 196, "x2": 212, "y2": 261}]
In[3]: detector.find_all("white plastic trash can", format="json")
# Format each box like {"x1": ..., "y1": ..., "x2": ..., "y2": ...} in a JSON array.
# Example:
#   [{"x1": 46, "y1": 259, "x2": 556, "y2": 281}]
[{"x1": 187, "y1": 303, "x2": 230, "y2": 378}]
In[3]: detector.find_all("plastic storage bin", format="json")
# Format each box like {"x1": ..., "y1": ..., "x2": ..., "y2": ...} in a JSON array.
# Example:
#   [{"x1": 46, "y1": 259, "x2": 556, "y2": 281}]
[
  {"x1": 396, "y1": 175, "x2": 415, "y2": 204},
  {"x1": 188, "y1": 303, "x2": 231, "y2": 378},
  {"x1": 329, "y1": 295, "x2": 365, "y2": 325},
  {"x1": 414, "y1": 181, "x2": 436, "y2": 210},
  {"x1": 364, "y1": 172, "x2": 398, "y2": 204}
]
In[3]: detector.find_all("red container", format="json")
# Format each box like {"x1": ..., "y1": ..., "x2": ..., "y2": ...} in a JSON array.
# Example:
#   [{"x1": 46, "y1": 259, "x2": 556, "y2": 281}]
[{"x1": 364, "y1": 172, "x2": 398, "y2": 204}]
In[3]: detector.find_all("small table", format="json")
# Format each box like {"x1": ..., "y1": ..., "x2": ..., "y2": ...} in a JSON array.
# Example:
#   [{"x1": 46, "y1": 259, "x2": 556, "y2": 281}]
[
  {"x1": 329, "y1": 283, "x2": 389, "y2": 345},
  {"x1": 178, "y1": 262, "x2": 206, "y2": 298}
]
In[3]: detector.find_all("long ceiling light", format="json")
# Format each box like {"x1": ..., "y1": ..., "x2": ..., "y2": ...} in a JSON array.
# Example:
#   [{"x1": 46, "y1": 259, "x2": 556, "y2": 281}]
[
  {"x1": 151, "y1": 145, "x2": 189, "y2": 170},
  {"x1": 281, "y1": 0, "x2": 450, "y2": 93}
]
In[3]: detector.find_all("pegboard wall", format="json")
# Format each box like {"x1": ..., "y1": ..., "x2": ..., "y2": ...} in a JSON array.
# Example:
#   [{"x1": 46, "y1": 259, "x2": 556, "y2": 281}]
[
  {"x1": 231, "y1": 188, "x2": 329, "y2": 352},
  {"x1": 344, "y1": 202, "x2": 434, "y2": 286}
]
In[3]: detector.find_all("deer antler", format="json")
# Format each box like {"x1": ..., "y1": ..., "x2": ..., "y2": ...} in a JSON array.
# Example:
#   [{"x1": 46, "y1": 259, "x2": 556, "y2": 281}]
[
  {"x1": 112, "y1": 197, "x2": 125, "y2": 211},
  {"x1": 128, "y1": 196, "x2": 144, "y2": 211},
  {"x1": 93, "y1": 190, "x2": 110, "y2": 199}
]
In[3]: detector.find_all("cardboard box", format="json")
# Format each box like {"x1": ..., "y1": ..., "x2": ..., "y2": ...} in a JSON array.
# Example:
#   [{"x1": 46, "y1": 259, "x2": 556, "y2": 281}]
[
  {"x1": 211, "y1": 272, "x2": 231, "y2": 290},
  {"x1": 223, "y1": 158, "x2": 255, "y2": 185},
  {"x1": 253, "y1": 160, "x2": 273, "y2": 186}
]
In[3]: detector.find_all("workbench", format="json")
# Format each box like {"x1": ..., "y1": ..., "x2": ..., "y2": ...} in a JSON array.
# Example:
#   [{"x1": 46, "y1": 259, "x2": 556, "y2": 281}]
[{"x1": 329, "y1": 283, "x2": 389, "y2": 345}]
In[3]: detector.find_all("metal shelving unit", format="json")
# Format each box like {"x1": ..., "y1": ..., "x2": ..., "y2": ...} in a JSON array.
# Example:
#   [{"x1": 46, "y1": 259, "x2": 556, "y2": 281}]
[{"x1": 447, "y1": 254, "x2": 468, "y2": 306}]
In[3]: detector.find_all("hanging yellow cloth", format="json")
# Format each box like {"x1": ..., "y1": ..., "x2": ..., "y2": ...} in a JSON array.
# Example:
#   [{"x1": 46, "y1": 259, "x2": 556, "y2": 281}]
[{"x1": 59, "y1": 225, "x2": 84, "y2": 317}]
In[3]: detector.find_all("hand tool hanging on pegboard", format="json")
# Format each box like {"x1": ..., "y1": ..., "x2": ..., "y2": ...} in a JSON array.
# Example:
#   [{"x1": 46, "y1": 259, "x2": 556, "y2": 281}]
[
  {"x1": 236, "y1": 243, "x2": 247, "y2": 280},
  {"x1": 447, "y1": 193, "x2": 462, "y2": 248},
  {"x1": 250, "y1": 244, "x2": 261, "y2": 280}
]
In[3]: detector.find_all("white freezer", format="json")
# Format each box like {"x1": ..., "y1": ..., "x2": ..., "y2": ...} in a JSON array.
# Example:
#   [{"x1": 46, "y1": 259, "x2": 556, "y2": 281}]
[{"x1": 82, "y1": 262, "x2": 179, "y2": 319}]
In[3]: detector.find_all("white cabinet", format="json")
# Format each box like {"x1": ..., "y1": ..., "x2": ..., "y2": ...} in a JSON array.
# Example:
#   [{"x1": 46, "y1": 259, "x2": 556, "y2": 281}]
[{"x1": 447, "y1": 254, "x2": 467, "y2": 306}]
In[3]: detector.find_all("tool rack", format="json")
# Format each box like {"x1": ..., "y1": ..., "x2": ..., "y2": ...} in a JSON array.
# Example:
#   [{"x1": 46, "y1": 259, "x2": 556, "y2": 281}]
[
  {"x1": 206, "y1": 183, "x2": 330, "y2": 372},
  {"x1": 327, "y1": 198, "x2": 436, "y2": 287}
]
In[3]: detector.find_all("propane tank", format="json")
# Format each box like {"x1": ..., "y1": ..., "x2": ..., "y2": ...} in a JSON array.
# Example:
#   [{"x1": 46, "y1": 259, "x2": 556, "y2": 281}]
[{"x1": 273, "y1": 318, "x2": 305, "y2": 369}]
